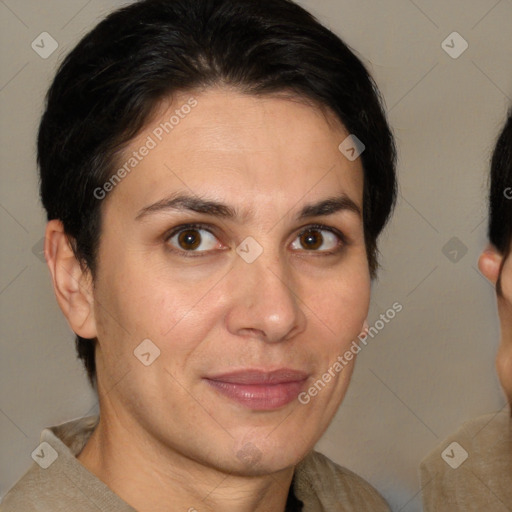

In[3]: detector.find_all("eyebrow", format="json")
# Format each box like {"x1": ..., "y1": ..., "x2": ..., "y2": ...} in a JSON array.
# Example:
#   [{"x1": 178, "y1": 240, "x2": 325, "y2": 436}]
[{"x1": 135, "y1": 192, "x2": 361, "y2": 222}]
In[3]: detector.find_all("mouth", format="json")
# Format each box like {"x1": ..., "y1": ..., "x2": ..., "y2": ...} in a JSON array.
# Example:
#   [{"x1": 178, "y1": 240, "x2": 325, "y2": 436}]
[{"x1": 203, "y1": 369, "x2": 309, "y2": 411}]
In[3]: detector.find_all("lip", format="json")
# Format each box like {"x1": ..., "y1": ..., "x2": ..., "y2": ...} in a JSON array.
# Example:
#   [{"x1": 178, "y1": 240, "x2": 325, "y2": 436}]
[{"x1": 204, "y1": 369, "x2": 309, "y2": 410}]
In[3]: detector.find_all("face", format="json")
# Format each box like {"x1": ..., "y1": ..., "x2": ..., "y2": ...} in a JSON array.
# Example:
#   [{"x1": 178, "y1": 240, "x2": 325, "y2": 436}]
[
  {"x1": 86, "y1": 88, "x2": 370, "y2": 474},
  {"x1": 480, "y1": 245, "x2": 512, "y2": 405}
]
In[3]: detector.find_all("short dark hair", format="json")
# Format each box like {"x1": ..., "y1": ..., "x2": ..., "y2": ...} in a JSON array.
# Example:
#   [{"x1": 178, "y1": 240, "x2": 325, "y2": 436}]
[
  {"x1": 489, "y1": 112, "x2": 512, "y2": 254},
  {"x1": 38, "y1": 0, "x2": 397, "y2": 386},
  {"x1": 488, "y1": 111, "x2": 512, "y2": 295}
]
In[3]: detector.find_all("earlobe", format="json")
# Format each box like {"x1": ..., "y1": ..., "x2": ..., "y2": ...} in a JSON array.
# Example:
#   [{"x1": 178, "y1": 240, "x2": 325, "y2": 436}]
[
  {"x1": 44, "y1": 220, "x2": 97, "y2": 339},
  {"x1": 478, "y1": 245, "x2": 503, "y2": 286}
]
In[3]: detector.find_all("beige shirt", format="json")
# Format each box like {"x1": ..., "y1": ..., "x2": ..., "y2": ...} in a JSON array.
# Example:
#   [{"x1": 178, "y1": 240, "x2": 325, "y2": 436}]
[
  {"x1": 1, "y1": 416, "x2": 390, "y2": 512},
  {"x1": 420, "y1": 407, "x2": 512, "y2": 511}
]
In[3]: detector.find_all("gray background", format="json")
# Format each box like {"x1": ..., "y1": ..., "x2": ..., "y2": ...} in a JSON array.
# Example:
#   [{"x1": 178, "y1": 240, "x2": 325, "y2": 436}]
[{"x1": 1, "y1": 1, "x2": 511, "y2": 510}]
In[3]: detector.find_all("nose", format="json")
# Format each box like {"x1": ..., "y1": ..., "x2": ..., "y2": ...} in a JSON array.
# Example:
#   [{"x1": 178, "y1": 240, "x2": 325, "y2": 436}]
[{"x1": 225, "y1": 252, "x2": 307, "y2": 343}]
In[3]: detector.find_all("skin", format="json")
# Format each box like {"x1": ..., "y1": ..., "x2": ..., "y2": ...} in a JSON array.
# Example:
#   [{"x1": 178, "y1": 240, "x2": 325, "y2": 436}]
[
  {"x1": 45, "y1": 88, "x2": 370, "y2": 512},
  {"x1": 479, "y1": 245, "x2": 512, "y2": 407}
]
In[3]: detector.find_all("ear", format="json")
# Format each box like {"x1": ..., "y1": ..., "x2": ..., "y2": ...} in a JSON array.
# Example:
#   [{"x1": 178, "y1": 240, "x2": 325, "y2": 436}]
[
  {"x1": 44, "y1": 220, "x2": 97, "y2": 339},
  {"x1": 478, "y1": 244, "x2": 503, "y2": 286}
]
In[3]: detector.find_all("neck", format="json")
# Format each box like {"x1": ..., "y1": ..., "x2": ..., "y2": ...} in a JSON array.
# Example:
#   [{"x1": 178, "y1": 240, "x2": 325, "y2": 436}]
[{"x1": 77, "y1": 410, "x2": 295, "y2": 512}]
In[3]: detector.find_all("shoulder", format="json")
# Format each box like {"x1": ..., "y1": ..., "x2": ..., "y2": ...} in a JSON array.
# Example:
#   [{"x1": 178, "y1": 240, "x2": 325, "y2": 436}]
[
  {"x1": 1, "y1": 416, "x2": 134, "y2": 512},
  {"x1": 420, "y1": 408, "x2": 512, "y2": 512},
  {"x1": 293, "y1": 450, "x2": 390, "y2": 512},
  {"x1": 1, "y1": 463, "x2": 45, "y2": 512},
  {"x1": 421, "y1": 408, "x2": 511, "y2": 473}
]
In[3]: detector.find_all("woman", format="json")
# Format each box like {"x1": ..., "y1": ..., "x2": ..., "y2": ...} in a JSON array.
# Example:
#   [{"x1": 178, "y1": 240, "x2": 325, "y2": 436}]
[{"x1": 1, "y1": 0, "x2": 396, "y2": 510}]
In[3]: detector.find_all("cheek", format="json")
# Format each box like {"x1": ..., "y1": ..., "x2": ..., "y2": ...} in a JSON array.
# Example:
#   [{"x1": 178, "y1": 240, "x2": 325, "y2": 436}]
[
  {"x1": 497, "y1": 258, "x2": 512, "y2": 401},
  {"x1": 496, "y1": 345, "x2": 512, "y2": 403},
  {"x1": 292, "y1": 263, "x2": 370, "y2": 397},
  {"x1": 316, "y1": 259, "x2": 371, "y2": 332},
  {"x1": 500, "y1": 258, "x2": 512, "y2": 301},
  {"x1": 110, "y1": 276, "x2": 216, "y2": 349}
]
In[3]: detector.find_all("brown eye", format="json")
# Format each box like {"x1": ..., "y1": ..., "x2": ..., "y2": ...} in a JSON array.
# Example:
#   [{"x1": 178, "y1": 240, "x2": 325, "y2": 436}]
[
  {"x1": 290, "y1": 226, "x2": 341, "y2": 252},
  {"x1": 177, "y1": 229, "x2": 201, "y2": 250},
  {"x1": 167, "y1": 227, "x2": 220, "y2": 252},
  {"x1": 299, "y1": 229, "x2": 323, "y2": 250}
]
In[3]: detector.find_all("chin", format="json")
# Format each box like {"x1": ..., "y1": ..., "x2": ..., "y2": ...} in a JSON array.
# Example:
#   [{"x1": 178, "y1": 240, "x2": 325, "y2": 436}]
[
  {"x1": 217, "y1": 434, "x2": 312, "y2": 476},
  {"x1": 227, "y1": 450, "x2": 304, "y2": 477}
]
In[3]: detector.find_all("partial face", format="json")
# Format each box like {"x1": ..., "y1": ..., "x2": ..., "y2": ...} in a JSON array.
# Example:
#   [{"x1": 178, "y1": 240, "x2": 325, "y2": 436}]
[
  {"x1": 91, "y1": 88, "x2": 370, "y2": 473},
  {"x1": 497, "y1": 253, "x2": 512, "y2": 404},
  {"x1": 480, "y1": 246, "x2": 512, "y2": 405}
]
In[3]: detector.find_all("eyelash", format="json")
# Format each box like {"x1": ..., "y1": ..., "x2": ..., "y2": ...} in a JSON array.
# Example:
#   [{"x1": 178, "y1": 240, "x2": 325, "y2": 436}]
[{"x1": 164, "y1": 222, "x2": 347, "y2": 257}]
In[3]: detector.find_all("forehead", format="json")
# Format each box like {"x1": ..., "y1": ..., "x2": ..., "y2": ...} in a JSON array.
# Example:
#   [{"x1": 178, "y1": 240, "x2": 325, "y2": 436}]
[{"x1": 105, "y1": 88, "x2": 364, "y2": 217}]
